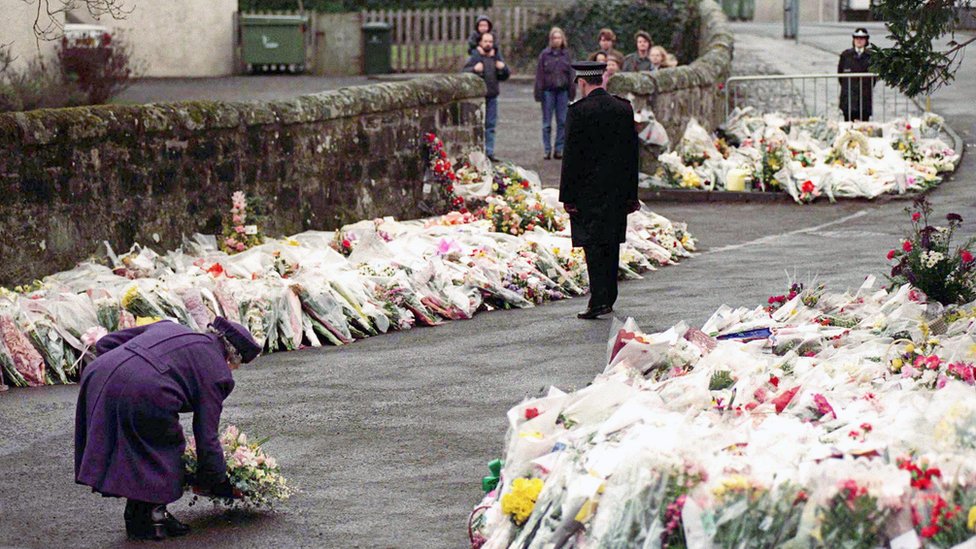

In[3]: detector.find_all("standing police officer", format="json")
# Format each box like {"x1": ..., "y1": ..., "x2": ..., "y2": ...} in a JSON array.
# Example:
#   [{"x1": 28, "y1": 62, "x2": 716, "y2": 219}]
[
  {"x1": 838, "y1": 28, "x2": 876, "y2": 122},
  {"x1": 559, "y1": 61, "x2": 640, "y2": 320}
]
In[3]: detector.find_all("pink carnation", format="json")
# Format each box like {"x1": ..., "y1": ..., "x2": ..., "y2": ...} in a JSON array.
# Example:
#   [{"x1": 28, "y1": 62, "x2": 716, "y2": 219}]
[{"x1": 81, "y1": 326, "x2": 108, "y2": 348}]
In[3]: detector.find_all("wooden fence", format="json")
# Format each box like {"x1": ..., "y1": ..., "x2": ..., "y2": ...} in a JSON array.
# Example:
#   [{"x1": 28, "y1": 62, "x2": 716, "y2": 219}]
[{"x1": 361, "y1": 6, "x2": 556, "y2": 72}]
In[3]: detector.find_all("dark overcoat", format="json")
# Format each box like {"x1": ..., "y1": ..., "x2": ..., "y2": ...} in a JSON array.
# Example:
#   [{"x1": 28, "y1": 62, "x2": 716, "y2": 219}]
[
  {"x1": 463, "y1": 49, "x2": 510, "y2": 99},
  {"x1": 838, "y1": 48, "x2": 875, "y2": 119},
  {"x1": 75, "y1": 321, "x2": 234, "y2": 504},
  {"x1": 558, "y1": 88, "x2": 639, "y2": 247}
]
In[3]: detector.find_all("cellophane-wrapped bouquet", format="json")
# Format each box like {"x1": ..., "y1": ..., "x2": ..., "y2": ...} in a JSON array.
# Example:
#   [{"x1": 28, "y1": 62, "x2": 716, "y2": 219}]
[{"x1": 183, "y1": 425, "x2": 294, "y2": 509}]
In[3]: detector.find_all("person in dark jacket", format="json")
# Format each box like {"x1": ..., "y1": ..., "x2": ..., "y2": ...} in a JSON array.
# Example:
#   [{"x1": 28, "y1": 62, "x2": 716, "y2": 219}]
[
  {"x1": 595, "y1": 28, "x2": 624, "y2": 61},
  {"x1": 467, "y1": 15, "x2": 497, "y2": 56},
  {"x1": 622, "y1": 30, "x2": 655, "y2": 72},
  {"x1": 75, "y1": 317, "x2": 261, "y2": 540},
  {"x1": 559, "y1": 61, "x2": 640, "y2": 319},
  {"x1": 534, "y1": 27, "x2": 576, "y2": 160},
  {"x1": 464, "y1": 32, "x2": 510, "y2": 162},
  {"x1": 838, "y1": 27, "x2": 876, "y2": 121}
]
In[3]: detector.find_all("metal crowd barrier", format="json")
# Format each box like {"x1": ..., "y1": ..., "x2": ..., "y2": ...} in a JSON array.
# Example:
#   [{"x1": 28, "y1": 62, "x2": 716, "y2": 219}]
[{"x1": 724, "y1": 73, "x2": 927, "y2": 123}]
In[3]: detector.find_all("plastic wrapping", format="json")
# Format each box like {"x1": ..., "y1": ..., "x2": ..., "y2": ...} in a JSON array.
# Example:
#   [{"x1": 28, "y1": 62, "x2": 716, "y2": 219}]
[{"x1": 470, "y1": 279, "x2": 976, "y2": 548}]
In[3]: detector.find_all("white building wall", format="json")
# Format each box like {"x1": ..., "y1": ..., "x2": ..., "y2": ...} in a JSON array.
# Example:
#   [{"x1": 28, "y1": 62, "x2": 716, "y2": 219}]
[
  {"x1": 0, "y1": 1, "x2": 60, "y2": 73},
  {"x1": 72, "y1": 0, "x2": 237, "y2": 77}
]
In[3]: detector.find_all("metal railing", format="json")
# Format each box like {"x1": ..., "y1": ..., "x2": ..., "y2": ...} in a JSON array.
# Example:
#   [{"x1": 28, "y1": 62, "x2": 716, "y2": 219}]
[{"x1": 725, "y1": 73, "x2": 926, "y2": 123}]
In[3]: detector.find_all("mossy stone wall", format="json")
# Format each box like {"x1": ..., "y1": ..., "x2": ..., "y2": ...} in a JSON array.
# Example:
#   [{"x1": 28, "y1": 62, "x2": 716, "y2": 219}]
[{"x1": 0, "y1": 75, "x2": 486, "y2": 285}]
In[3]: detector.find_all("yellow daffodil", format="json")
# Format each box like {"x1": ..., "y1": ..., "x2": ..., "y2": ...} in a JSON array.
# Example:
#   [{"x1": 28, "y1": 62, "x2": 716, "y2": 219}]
[{"x1": 968, "y1": 506, "x2": 976, "y2": 531}]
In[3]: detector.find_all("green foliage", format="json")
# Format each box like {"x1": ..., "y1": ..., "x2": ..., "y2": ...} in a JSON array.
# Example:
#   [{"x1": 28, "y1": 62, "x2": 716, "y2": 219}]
[
  {"x1": 239, "y1": 0, "x2": 487, "y2": 12},
  {"x1": 886, "y1": 197, "x2": 976, "y2": 306},
  {"x1": 708, "y1": 369, "x2": 735, "y2": 391},
  {"x1": 818, "y1": 483, "x2": 892, "y2": 548},
  {"x1": 870, "y1": 0, "x2": 975, "y2": 97},
  {"x1": 506, "y1": 0, "x2": 700, "y2": 68}
]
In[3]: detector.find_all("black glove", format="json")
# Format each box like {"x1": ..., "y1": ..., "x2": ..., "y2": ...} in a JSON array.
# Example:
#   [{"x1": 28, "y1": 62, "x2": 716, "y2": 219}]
[{"x1": 210, "y1": 478, "x2": 242, "y2": 499}]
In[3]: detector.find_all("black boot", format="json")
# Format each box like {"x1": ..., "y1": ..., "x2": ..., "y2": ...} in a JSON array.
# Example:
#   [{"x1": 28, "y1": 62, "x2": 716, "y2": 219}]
[
  {"x1": 152, "y1": 505, "x2": 190, "y2": 537},
  {"x1": 124, "y1": 500, "x2": 190, "y2": 540},
  {"x1": 125, "y1": 499, "x2": 166, "y2": 541}
]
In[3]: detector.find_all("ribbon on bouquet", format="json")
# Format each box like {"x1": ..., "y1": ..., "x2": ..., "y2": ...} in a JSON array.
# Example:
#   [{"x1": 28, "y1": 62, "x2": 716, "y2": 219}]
[{"x1": 481, "y1": 459, "x2": 504, "y2": 493}]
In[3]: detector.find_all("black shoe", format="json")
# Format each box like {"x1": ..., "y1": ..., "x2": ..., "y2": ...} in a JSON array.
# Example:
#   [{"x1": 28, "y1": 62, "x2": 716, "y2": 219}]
[
  {"x1": 154, "y1": 506, "x2": 190, "y2": 537},
  {"x1": 488, "y1": 155, "x2": 499, "y2": 163},
  {"x1": 544, "y1": 152, "x2": 551, "y2": 160},
  {"x1": 124, "y1": 503, "x2": 189, "y2": 541},
  {"x1": 577, "y1": 305, "x2": 613, "y2": 319},
  {"x1": 553, "y1": 151, "x2": 563, "y2": 159}
]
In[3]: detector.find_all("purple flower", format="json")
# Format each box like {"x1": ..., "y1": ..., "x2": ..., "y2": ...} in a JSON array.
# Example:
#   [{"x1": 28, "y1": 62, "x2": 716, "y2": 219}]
[{"x1": 947, "y1": 213, "x2": 963, "y2": 223}]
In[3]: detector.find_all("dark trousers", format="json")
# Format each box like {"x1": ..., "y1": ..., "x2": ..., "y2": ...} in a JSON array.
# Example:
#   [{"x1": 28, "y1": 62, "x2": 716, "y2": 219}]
[
  {"x1": 485, "y1": 95, "x2": 498, "y2": 157},
  {"x1": 583, "y1": 244, "x2": 620, "y2": 308}
]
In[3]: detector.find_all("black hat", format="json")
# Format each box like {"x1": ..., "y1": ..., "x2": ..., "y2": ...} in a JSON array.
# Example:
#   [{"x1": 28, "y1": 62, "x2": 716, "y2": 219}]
[
  {"x1": 572, "y1": 61, "x2": 606, "y2": 79},
  {"x1": 852, "y1": 28, "x2": 869, "y2": 38},
  {"x1": 211, "y1": 317, "x2": 262, "y2": 363}
]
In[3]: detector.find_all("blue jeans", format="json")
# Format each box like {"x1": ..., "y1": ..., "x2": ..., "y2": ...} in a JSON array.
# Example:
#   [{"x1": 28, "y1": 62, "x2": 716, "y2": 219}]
[
  {"x1": 541, "y1": 89, "x2": 568, "y2": 154},
  {"x1": 485, "y1": 95, "x2": 498, "y2": 157}
]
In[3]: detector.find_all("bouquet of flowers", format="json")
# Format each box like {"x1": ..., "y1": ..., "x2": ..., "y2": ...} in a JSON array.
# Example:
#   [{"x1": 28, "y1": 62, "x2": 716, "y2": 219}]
[
  {"x1": 220, "y1": 191, "x2": 264, "y2": 254},
  {"x1": 886, "y1": 197, "x2": 976, "y2": 305},
  {"x1": 183, "y1": 425, "x2": 294, "y2": 509}
]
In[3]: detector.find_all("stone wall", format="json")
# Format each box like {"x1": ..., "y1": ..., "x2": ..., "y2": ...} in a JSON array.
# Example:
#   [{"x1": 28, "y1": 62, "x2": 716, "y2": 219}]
[
  {"x1": 607, "y1": 0, "x2": 733, "y2": 172},
  {"x1": 0, "y1": 74, "x2": 486, "y2": 286}
]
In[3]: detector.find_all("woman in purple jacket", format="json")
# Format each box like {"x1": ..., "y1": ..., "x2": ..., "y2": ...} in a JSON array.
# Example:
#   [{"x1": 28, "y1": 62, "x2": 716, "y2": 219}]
[
  {"x1": 75, "y1": 317, "x2": 261, "y2": 540},
  {"x1": 534, "y1": 27, "x2": 575, "y2": 160}
]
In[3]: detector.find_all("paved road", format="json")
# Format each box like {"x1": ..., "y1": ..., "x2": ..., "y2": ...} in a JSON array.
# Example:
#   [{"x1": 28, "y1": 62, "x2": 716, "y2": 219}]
[{"x1": 1, "y1": 24, "x2": 974, "y2": 549}]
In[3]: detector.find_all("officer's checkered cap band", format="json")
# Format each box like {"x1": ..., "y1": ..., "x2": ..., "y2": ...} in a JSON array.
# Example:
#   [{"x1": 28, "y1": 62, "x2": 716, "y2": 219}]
[{"x1": 575, "y1": 69, "x2": 604, "y2": 78}]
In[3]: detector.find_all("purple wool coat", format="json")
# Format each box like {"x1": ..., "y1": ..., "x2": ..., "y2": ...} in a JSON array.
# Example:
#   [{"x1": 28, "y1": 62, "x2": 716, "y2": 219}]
[{"x1": 74, "y1": 321, "x2": 234, "y2": 504}]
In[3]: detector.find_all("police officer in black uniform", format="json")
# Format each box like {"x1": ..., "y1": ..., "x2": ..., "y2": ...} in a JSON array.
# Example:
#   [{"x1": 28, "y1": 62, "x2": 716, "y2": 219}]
[
  {"x1": 558, "y1": 61, "x2": 640, "y2": 320},
  {"x1": 838, "y1": 28, "x2": 876, "y2": 122}
]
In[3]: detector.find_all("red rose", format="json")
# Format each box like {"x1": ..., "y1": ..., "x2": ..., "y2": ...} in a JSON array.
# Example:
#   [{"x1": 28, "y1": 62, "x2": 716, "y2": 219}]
[
  {"x1": 801, "y1": 180, "x2": 814, "y2": 193},
  {"x1": 962, "y1": 250, "x2": 974, "y2": 263},
  {"x1": 439, "y1": 150, "x2": 447, "y2": 159},
  {"x1": 921, "y1": 526, "x2": 937, "y2": 538},
  {"x1": 912, "y1": 212, "x2": 921, "y2": 222},
  {"x1": 887, "y1": 249, "x2": 897, "y2": 260},
  {"x1": 521, "y1": 180, "x2": 530, "y2": 189},
  {"x1": 425, "y1": 133, "x2": 435, "y2": 142},
  {"x1": 459, "y1": 207, "x2": 468, "y2": 214},
  {"x1": 525, "y1": 407, "x2": 539, "y2": 420},
  {"x1": 341, "y1": 239, "x2": 351, "y2": 248},
  {"x1": 860, "y1": 422, "x2": 872, "y2": 432},
  {"x1": 906, "y1": 123, "x2": 912, "y2": 130},
  {"x1": 903, "y1": 241, "x2": 913, "y2": 252}
]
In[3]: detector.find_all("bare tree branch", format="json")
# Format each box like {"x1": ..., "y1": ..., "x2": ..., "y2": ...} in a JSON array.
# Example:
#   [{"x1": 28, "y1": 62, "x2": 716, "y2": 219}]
[{"x1": 25, "y1": 0, "x2": 133, "y2": 41}]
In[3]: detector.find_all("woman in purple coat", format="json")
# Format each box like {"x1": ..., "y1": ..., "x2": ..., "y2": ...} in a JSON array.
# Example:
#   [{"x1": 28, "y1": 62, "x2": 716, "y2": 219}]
[{"x1": 75, "y1": 317, "x2": 261, "y2": 541}]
